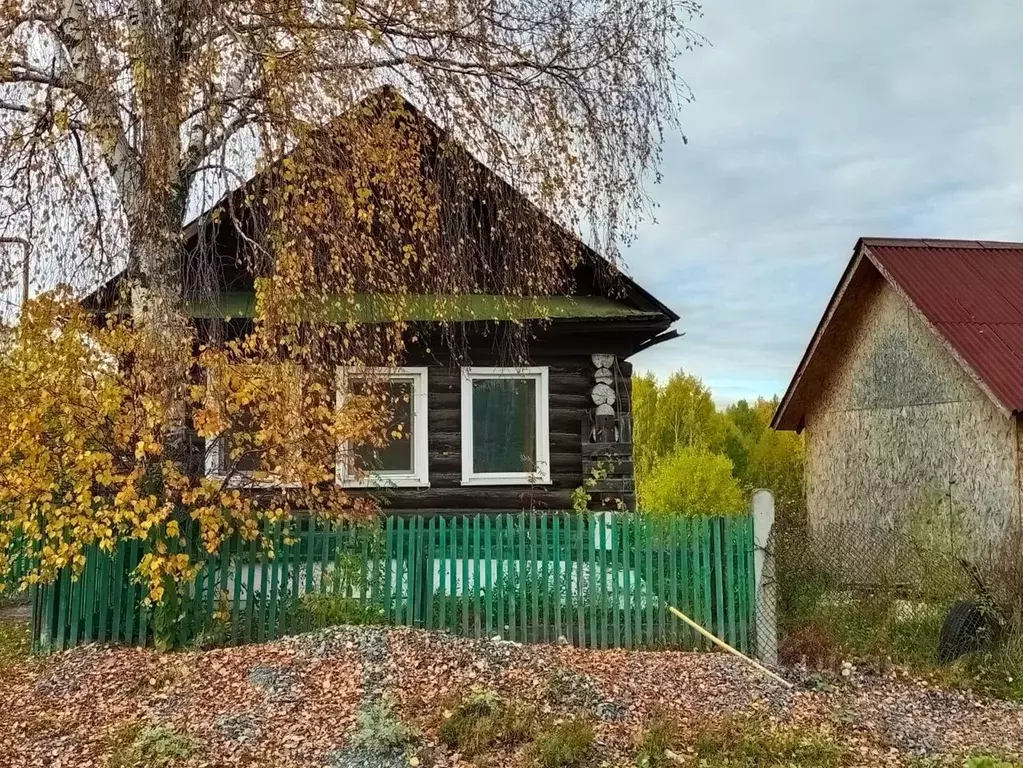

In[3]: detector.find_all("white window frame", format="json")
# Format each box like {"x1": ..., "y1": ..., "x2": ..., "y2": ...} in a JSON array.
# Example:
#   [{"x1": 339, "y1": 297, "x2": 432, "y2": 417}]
[
  {"x1": 204, "y1": 434, "x2": 303, "y2": 489},
  {"x1": 336, "y1": 366, "x2": 430, "y2": 489},
  {"x1": 460, "y1": 366, "x2": 551, "y2": 486}
]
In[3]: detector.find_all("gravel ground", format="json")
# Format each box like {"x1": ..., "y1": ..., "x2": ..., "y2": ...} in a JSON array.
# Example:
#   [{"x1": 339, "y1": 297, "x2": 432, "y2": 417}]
[{"x1": 0, "y1": 624, "x2": 1021, "y2": 767}]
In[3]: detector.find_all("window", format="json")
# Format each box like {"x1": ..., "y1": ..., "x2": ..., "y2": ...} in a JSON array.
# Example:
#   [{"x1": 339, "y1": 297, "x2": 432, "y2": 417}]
[
  {"x1": 203, "y1": 369, "x2": 304, "y2": 488},
  {"x1": 337, "y1": 367, "x2": 429, "y2": 488},
  {"x1": 461, "y1": 367, "x2": 550, "y2": 486},
  {"x1": 208, "y1": 409, "x2": 261, "y2": 474}
]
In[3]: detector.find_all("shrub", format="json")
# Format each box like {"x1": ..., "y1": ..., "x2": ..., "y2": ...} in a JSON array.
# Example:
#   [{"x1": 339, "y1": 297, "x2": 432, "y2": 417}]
[
  {"x1": 107, "y1": 722, "x2": 198, "y2": 767},
  {"x1": 634, "y1": 714, "x2": 680, "y2": 768},
  {"x1": 525, "y1": 719, "x2": 594, "y2": 768},
  {"x1": 691, "y1": 715, "x2": 847, "y2": 768},
  {"x1": 351, "y1": 696, "x2": 418, "y2": 751},
  {"x1": 290, "y1": 592, "x2": 387, "y2": 630},
  {"x1": 438, "y1": 687, "x2": 535, "y2": 757},
  {"x1": 640, "y1": 446, "x2": 745, "y2": 517}
]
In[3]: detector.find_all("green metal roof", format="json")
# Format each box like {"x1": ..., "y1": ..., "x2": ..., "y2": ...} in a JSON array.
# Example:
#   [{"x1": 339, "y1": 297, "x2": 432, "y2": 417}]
[{"x1": 184, "y1": 292, "x2": 657, "y2": 322}]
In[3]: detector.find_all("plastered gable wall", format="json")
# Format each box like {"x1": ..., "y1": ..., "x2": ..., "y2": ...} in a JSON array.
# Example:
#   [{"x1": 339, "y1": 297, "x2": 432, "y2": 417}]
[{"x1": 804, "y1": 277, "x2": 1019, "y2": 563}]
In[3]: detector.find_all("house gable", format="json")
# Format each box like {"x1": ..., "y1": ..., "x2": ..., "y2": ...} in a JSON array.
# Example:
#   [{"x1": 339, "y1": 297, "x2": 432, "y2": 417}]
[
  {"x1": 84, "y1": 89, "x2": 679, "y2": 357},
  {"x1": 801, "y1": 275, "x2": 1018, "y2": 552},
  {"x1": 776, "y1": 237, "x2": 1023, "y2": 555},
  {"x1": 774, "y1": 238, "x2": 1023, "y2": 431}
]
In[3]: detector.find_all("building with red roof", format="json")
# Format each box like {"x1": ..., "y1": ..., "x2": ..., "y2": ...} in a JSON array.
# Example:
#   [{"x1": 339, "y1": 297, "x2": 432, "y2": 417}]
[{"x1": 773, "y1": 238, "x2": 1023, "y2": 560}]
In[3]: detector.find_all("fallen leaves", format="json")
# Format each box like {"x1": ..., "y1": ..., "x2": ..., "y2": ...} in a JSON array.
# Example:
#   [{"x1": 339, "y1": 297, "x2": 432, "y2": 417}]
[{"x1": 0, "y1": 624, "x2": 1021, "y2": 768}]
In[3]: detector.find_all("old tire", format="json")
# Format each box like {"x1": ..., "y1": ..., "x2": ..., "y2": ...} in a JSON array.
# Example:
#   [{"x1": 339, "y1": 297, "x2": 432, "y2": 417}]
[{"x1": 938, "y1": 600, "x2": 990, "y2": 664}]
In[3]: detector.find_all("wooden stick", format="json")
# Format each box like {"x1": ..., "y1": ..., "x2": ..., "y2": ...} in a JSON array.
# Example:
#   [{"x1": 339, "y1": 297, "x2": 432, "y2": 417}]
[{"x1": 668, "y1": 605, "x2": 793, "y2": 689}]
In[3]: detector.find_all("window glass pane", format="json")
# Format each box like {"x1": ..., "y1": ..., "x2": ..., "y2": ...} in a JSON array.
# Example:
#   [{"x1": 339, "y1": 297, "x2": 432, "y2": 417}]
[
  {"x1": 472, "y1": 378, "x2": 536, "y2": 474},
  {"x1": 353, "y1": 379, "x2": 414, "y2": 473}
]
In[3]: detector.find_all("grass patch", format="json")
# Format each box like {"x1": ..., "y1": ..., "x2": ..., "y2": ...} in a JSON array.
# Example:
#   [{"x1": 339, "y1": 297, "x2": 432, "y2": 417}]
[
  {"x1": 106, "y1": 722, "x2": 198, "y2": 767},
  {"x1": 691, "y1": 714, "x2": 848, "y2": 768},
  {"x1": 634, "y1": 714, "x2": 681, "y2": 768},
  {"x1": 910, "y1": 758, "x2": 1023, "y2": 768},
  {"x1": 438, "y1": 687, "x2": 535, "y2": 757},
  {"x1": 525, "y1": 719, "x2": 594, "y2": 768},
  {"x1": 930, "y1": 648, "x2": 1023, "y2": 701},
  {"x1": 964, "y1": 758, "x2": 1023, "y2": 768},
  {"x1": 0, "y1": 617, "x2": 30, "y2": 671}
]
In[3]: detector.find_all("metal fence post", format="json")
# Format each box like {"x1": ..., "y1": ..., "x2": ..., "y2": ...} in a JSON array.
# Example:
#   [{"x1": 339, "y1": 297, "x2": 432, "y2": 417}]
[{"x1": 752, "y1": 489, "x2": 778, "y2": 666}]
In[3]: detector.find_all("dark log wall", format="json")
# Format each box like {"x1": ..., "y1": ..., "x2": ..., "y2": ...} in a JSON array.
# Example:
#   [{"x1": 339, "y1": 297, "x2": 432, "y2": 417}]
[{"x1": 368, "y1": 354, "x2": 634, "y2": 514}]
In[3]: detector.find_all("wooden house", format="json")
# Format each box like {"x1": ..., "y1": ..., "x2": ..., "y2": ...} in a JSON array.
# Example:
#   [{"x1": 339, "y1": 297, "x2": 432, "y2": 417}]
[
  {"x1": 773, "y1": 237, "x2": 1023, "y2": 563},
  {"x1": 86, "y1": 91, "x2": 679, "y2": 515}
]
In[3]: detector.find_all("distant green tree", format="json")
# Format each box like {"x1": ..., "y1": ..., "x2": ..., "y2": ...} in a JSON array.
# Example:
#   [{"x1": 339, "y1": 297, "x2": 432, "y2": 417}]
[
  {"x1": 633, "y1": 375, "x2": 803, "y2": 518},
  {"x1": 746, "y1": 427, "x2": 804, "y2": 514},
  {"x1": 632, "y1": 372, "x2": 660, "y2": 482},
  {"x1": 640, "y1": 446, "x2": 745, "y2": 517},
  {"x1": 632, "y1": 371, "x2": 727, "y2": 491}
]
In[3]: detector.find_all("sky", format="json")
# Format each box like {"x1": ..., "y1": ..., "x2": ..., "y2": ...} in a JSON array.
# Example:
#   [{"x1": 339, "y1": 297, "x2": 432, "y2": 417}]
[{"x1": 627, "y1": 0, "x2": 1023, "y2": 404}]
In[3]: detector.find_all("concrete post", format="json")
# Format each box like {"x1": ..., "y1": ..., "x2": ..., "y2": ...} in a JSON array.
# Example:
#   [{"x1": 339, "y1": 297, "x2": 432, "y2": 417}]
[{"x1": 752, "y1": 489, "x2": 778, "y2": 666}]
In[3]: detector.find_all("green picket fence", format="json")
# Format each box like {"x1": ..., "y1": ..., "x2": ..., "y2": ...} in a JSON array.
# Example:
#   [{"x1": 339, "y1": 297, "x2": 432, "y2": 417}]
[
  {"x1": 1, "y1": 537, "x2": 31, "y2": 598},
  {"x1": 31, "y1": 512, "x2": 756, "y2": 654}
]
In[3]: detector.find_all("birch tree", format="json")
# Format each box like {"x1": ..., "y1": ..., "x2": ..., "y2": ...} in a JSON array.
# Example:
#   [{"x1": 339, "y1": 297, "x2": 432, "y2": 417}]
[
  {"x1": 0, "y1": 0, "x2": 702, "y2": 627},
  {"x1": 0, "y1": 0, "x2": 702, "y2": 315}
]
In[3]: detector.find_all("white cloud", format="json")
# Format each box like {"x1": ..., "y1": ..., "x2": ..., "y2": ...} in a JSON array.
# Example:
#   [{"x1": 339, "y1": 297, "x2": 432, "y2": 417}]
[{"x1": 628, "y1": 0, "x2": 1023, "y2": 403}]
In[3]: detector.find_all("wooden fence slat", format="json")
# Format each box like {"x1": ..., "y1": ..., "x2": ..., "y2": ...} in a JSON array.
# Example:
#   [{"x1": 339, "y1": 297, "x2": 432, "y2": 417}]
[
  {"x1": 97, "y1": 548, "x2": 110, "y2": 643},
  {"x1": 382, "y1": 516, "x2": 394, "y2": 622},
  {"x1": 588, "y1": 514, "x2": 597, "y2": 649},
  {"x1": 124, "y1": 541, "x2": 139, "y2": 648},
  {"x1": 424, "y1": 516, "x2": 435, "y2": 630},
  {"x1": 358, "y1": 523, "x2": 369, "y2": 616},
  {"x1": 529, "y1": 513, "x2": 539, "y2": 644},
  {"x1": 562, "y1": 514, "x2": 573, "y2": 646},
  {"x1": 598, "y1": 515, "x2": 608, "y2": 649},
  {"x1": 714, "y1": 520, "x2": 725, "y2": 642},
  {"x1": 552, "y1": 515, "x2": 562, "y2": 643},
  {"x1": 394, "y1": 517, "x2": 406, "y2": 625},
  {"x1": 484, "y1": 516, "x2": 494, "y2": 638},
  {"x1": 700, "y1": 518, "x2": 713, "y2": 650},
  {"x1": 729, "y1": 521, "x2": 739, "y2": 651},
  {"x1": 496, "y1": 514, "x2": 506, "y2": 640},
  {"x1": 575, "y1": 513, "x2": 586, "y2": 649},
  {"x1": 473, "y1": 515, "x2": 482, "y2": 639},
  {"x1": 437, "y1": 516, "x2": 448, "y2": 632},
  {"x1": 645, "y1": 520, "x2": 655, "y2": 647},
  {"x1": 610, "y1": 514, "x2": 620, "y2": 648},
  {"x1": 516, "y1": 513, "x2": 527, "y2": 644},
  {"x1": 670, "y1": 517, "x2": 680, "y2": 646},
  {"x1": 229, "y1": 534, "x2": 243, "y2": 645},
  {"x1": 618, "y1": 516, "x2": 627, "y2": 649}
]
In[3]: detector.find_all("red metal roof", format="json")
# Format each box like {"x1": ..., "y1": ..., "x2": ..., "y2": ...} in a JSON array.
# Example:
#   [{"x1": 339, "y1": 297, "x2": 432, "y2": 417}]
[{"x1": 863, "y1": 238, "x2": 1023, "y2": 413}]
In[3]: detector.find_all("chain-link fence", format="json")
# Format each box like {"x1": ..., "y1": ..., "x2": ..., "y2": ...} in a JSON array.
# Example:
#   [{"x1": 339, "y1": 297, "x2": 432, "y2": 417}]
[{"x1": 752, "y1": 505, "x2": 1023, "y2": 697}]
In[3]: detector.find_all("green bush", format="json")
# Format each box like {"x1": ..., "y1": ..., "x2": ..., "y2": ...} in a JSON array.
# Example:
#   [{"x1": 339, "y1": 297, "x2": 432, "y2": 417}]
[
  {"x1": 691, "y1": 715, "x2": 847, "y2": 768},
  {"x1": 351, "y1": 696, "x2": 418, "y2": 751},
  {"x1": 290, "y1": 592, "x2": 387, "y2": 629},
  {"x1": 640, "y1": 446, "x2": 745, "y2": 517},
  {"x1": 525, "y1": 719, "x2": 594, "y2": 768},
  {"x1": 438, "y1": 687, "x2": 535, "y2": 757},
  {"x1": 107, "y1": 722, "x2": 198, "y2": 768}
]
